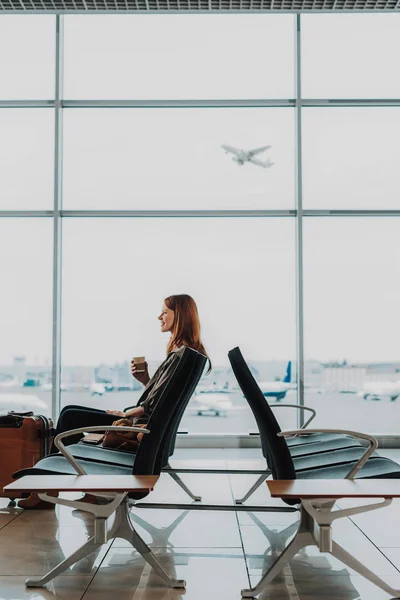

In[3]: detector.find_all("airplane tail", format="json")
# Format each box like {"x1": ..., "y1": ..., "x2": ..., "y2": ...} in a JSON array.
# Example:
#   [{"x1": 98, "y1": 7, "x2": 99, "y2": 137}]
[{"x1": 283, "y1": 361, "x2": 292, "y2": 384}]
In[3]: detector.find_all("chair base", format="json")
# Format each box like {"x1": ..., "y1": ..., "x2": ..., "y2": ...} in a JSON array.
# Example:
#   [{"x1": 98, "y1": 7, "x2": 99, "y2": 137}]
[
  {"x1": 25, "y1": 495, "x2": 186, "y2": 590},
  {"x1": 241, "y1": 503, "x2": 400, "y2": 599}
]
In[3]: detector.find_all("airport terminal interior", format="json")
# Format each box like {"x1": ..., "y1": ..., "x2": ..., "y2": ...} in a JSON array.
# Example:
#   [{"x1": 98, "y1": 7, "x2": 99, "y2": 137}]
[{"x1": 1, "y1": 9, "x2": 400, "y2": 600}]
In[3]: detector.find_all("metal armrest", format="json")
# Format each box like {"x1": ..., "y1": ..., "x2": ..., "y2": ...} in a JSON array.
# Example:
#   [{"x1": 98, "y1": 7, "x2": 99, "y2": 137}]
[
  {"x1": 271, "y1": 404, "x2": 316, "y2": 429},
  {"x1": 54, "y1": 425, "x2": 150, "y2": 475},
  {"x1": 278, "y1": 428, "x2": 378, "y2": 479}
]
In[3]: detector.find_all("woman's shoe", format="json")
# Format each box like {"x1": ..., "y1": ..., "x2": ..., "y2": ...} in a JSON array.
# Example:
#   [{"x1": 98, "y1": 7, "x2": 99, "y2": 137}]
[{"x1": 17, "y1": 492, "x2": 58, "y2": 510}]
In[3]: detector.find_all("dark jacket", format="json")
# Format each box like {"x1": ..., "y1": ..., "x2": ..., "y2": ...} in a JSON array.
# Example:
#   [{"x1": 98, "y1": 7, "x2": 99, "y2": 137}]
[{"x1": 135, "y1": 346, "x2": 185, "y2": 422}]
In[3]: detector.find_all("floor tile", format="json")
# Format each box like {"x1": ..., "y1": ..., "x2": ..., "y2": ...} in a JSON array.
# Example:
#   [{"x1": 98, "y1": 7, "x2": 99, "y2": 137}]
[
  {"x1": 340, "y1": 498, "x2": 400, "y2": 547},
  {"x1": 138, "y1": 472, "x2": 234, "y2": 506},
  {"x1": 0, "y1": 575, "x2": 92, "y2": 600},
  {"x1": 236, "y1": 506, "x2": 299, "y2": 527},
  {"x1": 0, "y1": 519, "x2": 110, "y2": 576},
  {"x1": 379, "y1": 548, "x2": 400, "y2": 570},
  {"x1": 84, "y1": 547, "x2": 249, "y2": 600},
  {"x1": 114, "y1": 509, "x2": 242, "y2": 548},
  {"x1": 240, "y1": 517, "x2": 400, "y2": 579},
  {"x1": 247, "y1": 573, "x2": 400, "y2": 599},
  {"x1": 0, "y1": 509, "x2": 22, "y2": 530}
]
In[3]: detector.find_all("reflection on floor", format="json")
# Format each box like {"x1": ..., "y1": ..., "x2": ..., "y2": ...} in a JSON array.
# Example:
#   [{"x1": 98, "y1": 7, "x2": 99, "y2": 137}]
[{"x1": 1, "y1": 448, "x2": 400, "y2": 600}]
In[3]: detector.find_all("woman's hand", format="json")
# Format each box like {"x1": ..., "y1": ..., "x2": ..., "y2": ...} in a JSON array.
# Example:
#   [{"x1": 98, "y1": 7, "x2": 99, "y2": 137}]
[
  {"x1": 105, "y1": 410, "x2": 126, "y2": 417},
  {"x1": 131, "y1": 359, "x2": 150, "y2": 385}
]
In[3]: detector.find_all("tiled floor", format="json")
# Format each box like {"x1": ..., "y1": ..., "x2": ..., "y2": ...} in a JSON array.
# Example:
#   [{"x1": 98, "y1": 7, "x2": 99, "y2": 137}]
[{"x1": 1, "y1": 449, "x2": 400, "y2": 600}]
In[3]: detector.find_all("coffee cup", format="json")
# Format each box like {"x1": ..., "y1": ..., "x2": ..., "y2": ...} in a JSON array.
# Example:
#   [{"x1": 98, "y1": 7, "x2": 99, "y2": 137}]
[{"x1": 133, "y1": 356, "x2": 146, "y2": 373}]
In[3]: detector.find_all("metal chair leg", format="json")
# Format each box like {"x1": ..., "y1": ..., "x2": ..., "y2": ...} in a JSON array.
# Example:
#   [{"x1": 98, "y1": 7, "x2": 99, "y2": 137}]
[
  {"x1": 168, "y1": 471, "x2": 202, "y2": 502},
  {"x1": 235, "y1": 474, "x2": 267, "y2": 504},
  {"x1": 116, "y1": 501, "x2": 186, "y2": 588},
  {"x1": 25, "y1": 537, "x2": 99, "y2": 587},
  {"x1": 331, "y1": 541, "x2": 400, "y2": 598},
  {"x1": 241, "y1": 531, "x2": 314, "y2": 598},
  {"x1": 26, "y1": 497, "x2": 186, "y2": 590}
]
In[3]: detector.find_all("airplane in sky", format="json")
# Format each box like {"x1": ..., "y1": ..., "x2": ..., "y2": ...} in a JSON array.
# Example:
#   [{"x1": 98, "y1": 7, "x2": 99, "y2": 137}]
[
  {"x1": 257, "y1": 361, "x2": 294, "y2": 401},
  {"x1": 221, "y1": 144, "x2": 273, "y2": 169},
  {"x1": 359, "y1": 380, "x2": 400, "y2": 402}
]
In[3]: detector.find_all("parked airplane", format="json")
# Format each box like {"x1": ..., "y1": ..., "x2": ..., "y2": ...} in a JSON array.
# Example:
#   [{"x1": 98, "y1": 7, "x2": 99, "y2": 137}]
[
  {"x1": 257, "y1": 361, "x2": 294, "y2": 401},
  {"x1": 190, "y1": 389, "x2": 233, "y2": 417},
  {"x1": 221, "y1": 144, "x2": 273, "y2": 169},
  {"x1": 359, "y1": 380, "x2": 400, "y2": 402},
  {"x1": 0, "y1": 393, "x2": 48, "y2": 414}
]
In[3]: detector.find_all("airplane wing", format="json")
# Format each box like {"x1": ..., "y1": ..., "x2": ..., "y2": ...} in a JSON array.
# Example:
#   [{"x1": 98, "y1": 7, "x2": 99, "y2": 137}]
[
  {"x1": 249, "y1": 157, "x2": 274, "y2": 169},
  {"x1": 248, "y1": 145, "x2": 271, "y2": 157},
  {"x1": 221, "y1": 144, "x2": 240, "y2": 156}
]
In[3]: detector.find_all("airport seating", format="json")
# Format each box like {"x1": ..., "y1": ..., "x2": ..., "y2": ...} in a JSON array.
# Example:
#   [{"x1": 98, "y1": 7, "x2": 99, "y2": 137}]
[
  {"x1": 52, "y1": 349, "x2": 207, "y2": 500},
  {"x1": 228, "y1": 350, "x2": 400, "y2": 599},
  {"x1": 61, "y1": 348, "x2": 372, "y2": 507},
  {"x1": 250, "y1": 479, "x2": 400, "y2": 599},
  {"x1": 10, "y1": 348, "x2": 206, "y2": 589},
  {"x1": 227, "y1": 347, "x2": 386, "y2": 503}
]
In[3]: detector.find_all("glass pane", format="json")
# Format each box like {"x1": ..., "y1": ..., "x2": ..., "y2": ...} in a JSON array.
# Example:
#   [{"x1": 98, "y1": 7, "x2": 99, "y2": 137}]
[
  {"x1": 0, "y1": 219, "x2": 52, "y2": 417},
  {"x1": 302, "y1": 108, "x2": 400, "y2": 210},
  {"x1": 304, "y1": 218, "x2": 400, "y2": 434},
  {"x1": 301, "y1": 14, "x2": 400, "y2": 99},
  {"x1": 64, "y1": 15, "x2": 295, "y2": 100},
  {"x1": 0, "y1": 16, "x2": 55, "y2": 100},
  {"x1": 63, "y1": 108, "x2": 295, "y2": 210},
  {"x1": 62, "y1": 218, "x2": 296, "y2": 434},
  {"x1": 0, "y1": 109, "x2": 54, "y2": 210}
]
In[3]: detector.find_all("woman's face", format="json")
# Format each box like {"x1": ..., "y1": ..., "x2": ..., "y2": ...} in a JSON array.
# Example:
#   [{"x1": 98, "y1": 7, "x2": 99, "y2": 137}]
[{"x1": 158, "y1": 303, "x2": 175, "y2": 333}]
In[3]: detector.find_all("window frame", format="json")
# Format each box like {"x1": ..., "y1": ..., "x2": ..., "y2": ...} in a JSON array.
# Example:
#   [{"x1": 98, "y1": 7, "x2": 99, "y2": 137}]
[{"x1": 1, "y1": 14, "x2": 400, "y2": 445}]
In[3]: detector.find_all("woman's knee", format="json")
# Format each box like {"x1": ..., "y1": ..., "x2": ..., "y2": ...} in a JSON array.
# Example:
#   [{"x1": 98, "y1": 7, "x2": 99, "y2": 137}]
[
  {"x1": 58, "y1": 408, "x2": 82, "y2": 430},
  {"x1": 58, "y1": 405, "x2": 82, "y2": 418}
]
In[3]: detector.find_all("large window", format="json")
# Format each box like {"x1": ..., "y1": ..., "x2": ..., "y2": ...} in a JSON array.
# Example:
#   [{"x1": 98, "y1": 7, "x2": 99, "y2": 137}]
[
  {"x1": 0, "y1": 219, "x2": 52, "y2": 416},
  {"x1": 63, "y1": 108, "x2": 295, "y2": 210},
  {"x1": 2, "y1": 14, "x2": 400, "y2": 440},
  {"x1": 0, "y1": 16, "x2": 55, "y2": 100},
  {"x1": 302, "y1": 108, "x2": 400, "y2": 210},
  {"x1": 64, "y1": 15, "x2": 296, "y2": 100},
  {"x1": 0, "y1": 110, "x2": 54, "y2": 210},
  {"x1": 303, "y1": 219, "x2": 400, "y2": 433},
  {"x1": 301, "y1": 14, "x2": 400, "y2": 99},
  {"x1": 61, "y1": 218, "x2": 296, "y2": 431}
]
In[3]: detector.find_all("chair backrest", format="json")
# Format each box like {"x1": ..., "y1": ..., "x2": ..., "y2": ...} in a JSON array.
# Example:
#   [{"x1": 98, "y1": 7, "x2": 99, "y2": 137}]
[
  {"x1": 228, "y1": 347, "x2": 296, "y2": 482},
  {"x1": 133, "y1": 347, "x2": 206, "y2": 476},
  {"x1": 158, "y1": 351, "x2": 207, "y2": 471}
]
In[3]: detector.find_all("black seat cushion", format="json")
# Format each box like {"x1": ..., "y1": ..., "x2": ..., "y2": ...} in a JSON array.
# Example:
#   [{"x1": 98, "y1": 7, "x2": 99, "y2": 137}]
[
  {"x1": 298, "y1": 456, "x2": 400, "y2": 480},
  {"x1": 288, "y1": 437, "x2": 363, "y2": 457},
  {"x1": 286, "y1": 432, "x2": 361, "y2": 448},
  {"x1": 14, "y1": 455, "x2": 148, "y2": 500},
  {"x1": 65, "y1": 444, "x2": 136, "y2": 467}
]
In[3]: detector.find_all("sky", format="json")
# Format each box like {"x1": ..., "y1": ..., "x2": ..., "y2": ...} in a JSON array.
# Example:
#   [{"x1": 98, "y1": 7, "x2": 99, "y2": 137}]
[{"x1": 1, "y1": 14, "x2": 400, "y2": 368}]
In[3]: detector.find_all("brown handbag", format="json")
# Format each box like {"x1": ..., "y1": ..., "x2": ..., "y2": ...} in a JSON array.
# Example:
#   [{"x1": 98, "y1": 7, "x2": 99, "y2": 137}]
[{"x1": 102, "y1": 417, "x2": 147, "y2": 451}]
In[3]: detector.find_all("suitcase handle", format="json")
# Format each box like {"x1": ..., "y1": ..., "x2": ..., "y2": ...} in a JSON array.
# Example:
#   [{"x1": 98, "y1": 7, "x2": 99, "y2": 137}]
[{"x1": 0, "y1": 415, "x2": 24, "y2": 428}]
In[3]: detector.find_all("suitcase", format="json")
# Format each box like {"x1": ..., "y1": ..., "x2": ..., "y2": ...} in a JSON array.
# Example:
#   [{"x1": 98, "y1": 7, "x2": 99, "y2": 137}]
[{"x1": 0, "y1": 411, "x2": 54, "y2": 503}]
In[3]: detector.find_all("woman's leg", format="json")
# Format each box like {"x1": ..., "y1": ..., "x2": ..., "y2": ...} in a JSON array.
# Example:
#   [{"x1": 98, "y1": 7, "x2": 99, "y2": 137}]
[{"x1": 50, "y1": 405, "x2": 116, "y2": 452}]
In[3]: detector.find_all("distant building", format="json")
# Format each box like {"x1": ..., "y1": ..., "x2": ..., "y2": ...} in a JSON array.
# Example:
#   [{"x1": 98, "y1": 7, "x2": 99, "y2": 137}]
[{"x1": 321, "y1": 365, "x2": 365, "y2": 393}]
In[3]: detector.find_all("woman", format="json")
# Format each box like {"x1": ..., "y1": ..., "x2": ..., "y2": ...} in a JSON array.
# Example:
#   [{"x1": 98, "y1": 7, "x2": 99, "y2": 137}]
[{"x1": 18, "y1": 294, "x2": 210, "y2": 509}]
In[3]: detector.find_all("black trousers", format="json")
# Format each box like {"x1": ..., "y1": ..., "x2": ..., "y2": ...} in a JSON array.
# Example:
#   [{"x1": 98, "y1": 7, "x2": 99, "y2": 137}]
[{"x1": 50, "y1": 404, "x2": 116, "y2": 453}]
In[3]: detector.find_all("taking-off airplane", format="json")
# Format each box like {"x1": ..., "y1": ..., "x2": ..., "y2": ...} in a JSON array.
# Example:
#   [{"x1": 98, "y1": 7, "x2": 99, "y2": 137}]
[{"x1": 221, "y1": 144, "x2": 273, "y2": 169}]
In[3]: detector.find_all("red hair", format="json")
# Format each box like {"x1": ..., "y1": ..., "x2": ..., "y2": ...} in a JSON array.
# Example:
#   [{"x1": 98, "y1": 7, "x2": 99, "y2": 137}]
[{"x1": 164, "y1": 294, "x2": 211, "y2": 373}]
